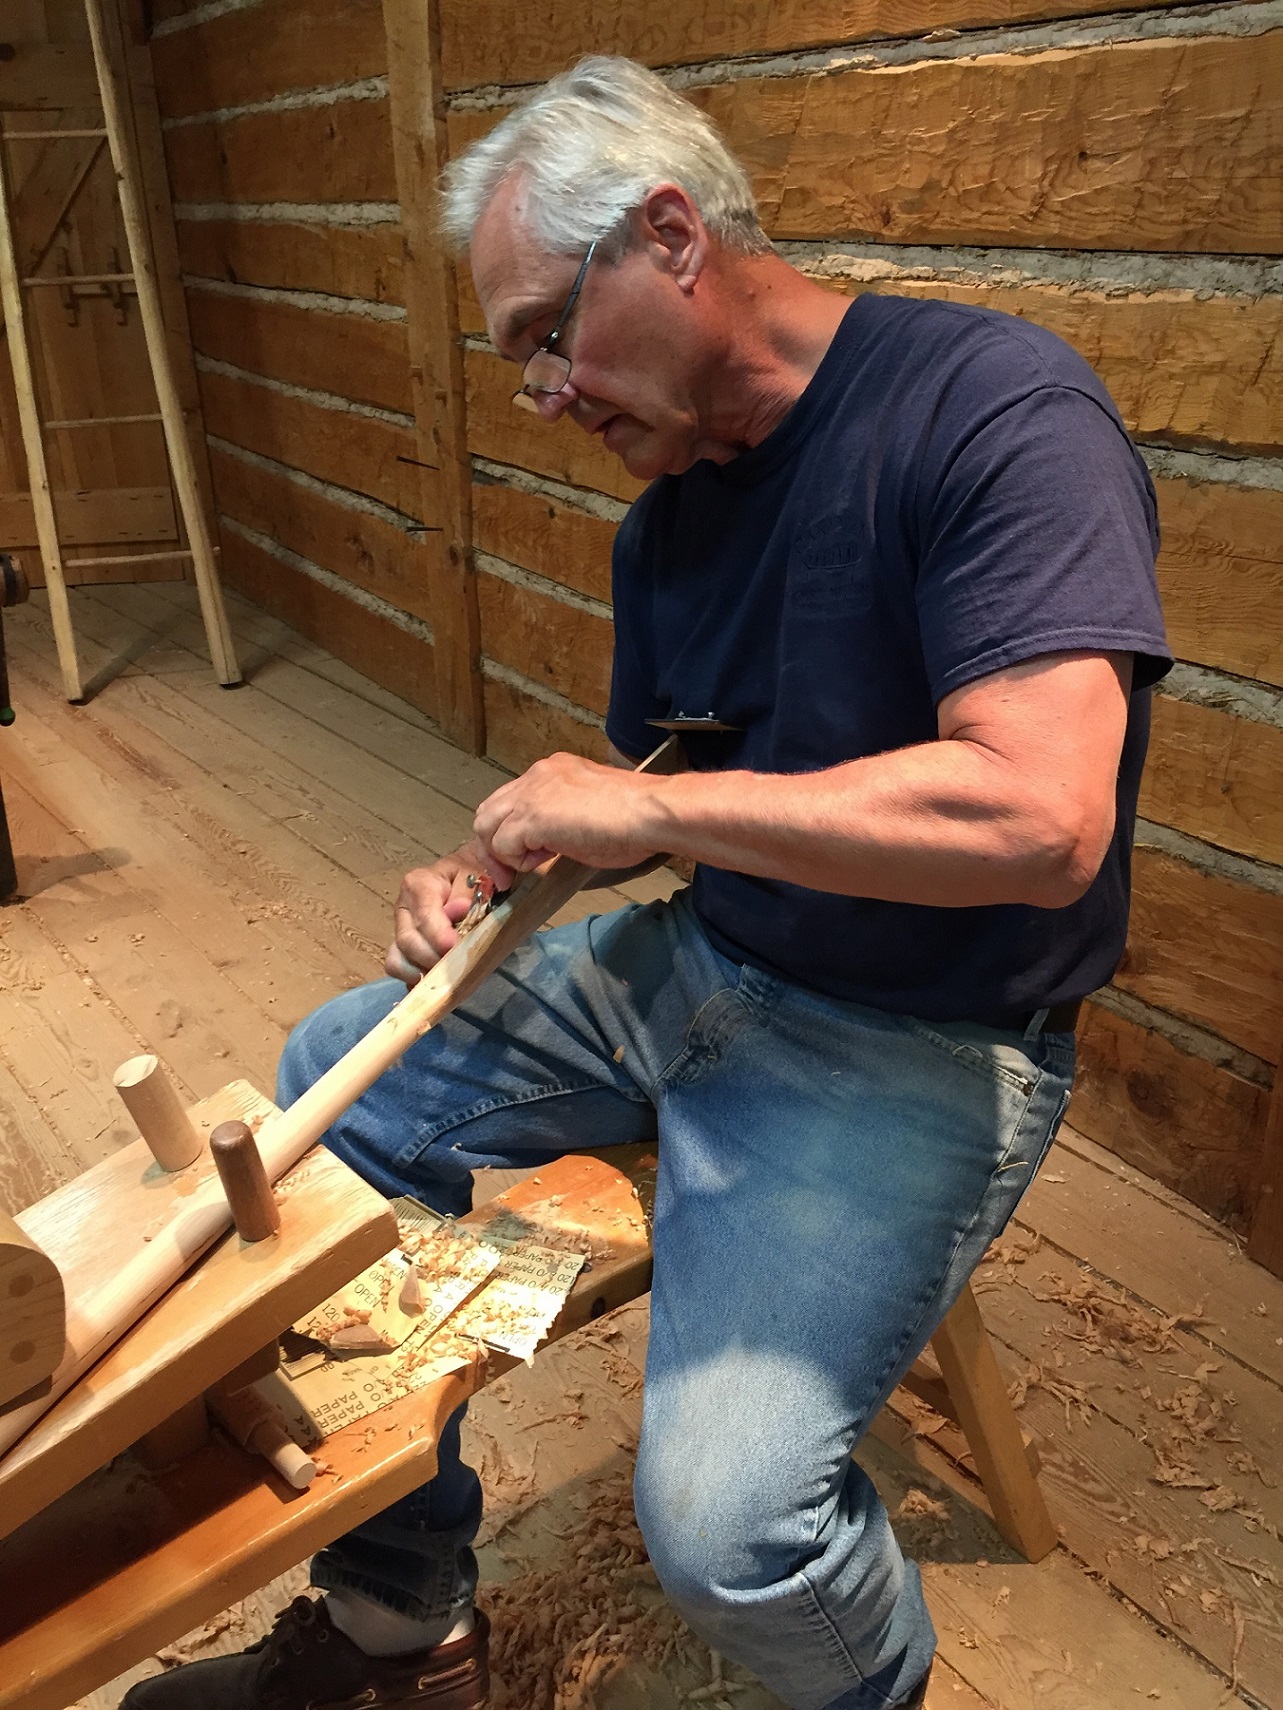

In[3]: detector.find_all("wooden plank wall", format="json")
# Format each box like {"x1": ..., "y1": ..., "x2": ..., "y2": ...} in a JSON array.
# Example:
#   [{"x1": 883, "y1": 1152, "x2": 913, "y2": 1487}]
[{"x1": 146, "y1": 1, "x2": 1283, "y2": 1262}]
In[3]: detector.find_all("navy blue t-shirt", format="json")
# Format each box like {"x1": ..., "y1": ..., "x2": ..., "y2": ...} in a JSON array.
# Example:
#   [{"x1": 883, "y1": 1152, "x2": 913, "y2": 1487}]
[{"x1": 606, "y1": 293, "x2": 1172, "y2": 1024}]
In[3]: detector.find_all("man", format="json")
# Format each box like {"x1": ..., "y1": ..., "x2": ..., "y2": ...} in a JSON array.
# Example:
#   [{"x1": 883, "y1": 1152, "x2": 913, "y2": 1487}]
[{"x1": 128, "y1": 55, "x2": 1169, "y2": 1710}]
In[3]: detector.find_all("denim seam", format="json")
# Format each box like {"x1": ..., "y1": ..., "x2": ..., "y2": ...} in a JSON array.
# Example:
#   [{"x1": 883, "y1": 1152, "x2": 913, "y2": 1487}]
[
  {"x1": 854, "y1": 1067, "x2": 1051, "y2": 1445},
  {"x1": 394, "y1": 1077, "x2": 649, "y2": 1167},
  {"x1": 653, "y1": 980, "x2": 752, "y2": 1094},
  {"x1": 896, "y1": 1015, "x2": 1038, "y2": 1096}
]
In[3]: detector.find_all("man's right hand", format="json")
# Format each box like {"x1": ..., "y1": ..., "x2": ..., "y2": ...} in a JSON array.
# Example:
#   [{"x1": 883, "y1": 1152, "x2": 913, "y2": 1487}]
[{"x1": 386, "y1": 849, "x2": 492, "y2": 985}]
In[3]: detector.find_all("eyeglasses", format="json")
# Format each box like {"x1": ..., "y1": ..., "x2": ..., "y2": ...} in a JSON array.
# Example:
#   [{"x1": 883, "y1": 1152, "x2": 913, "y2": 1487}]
[{"x1": 517, "y1": 241, "x2": 597, "y2": 398}]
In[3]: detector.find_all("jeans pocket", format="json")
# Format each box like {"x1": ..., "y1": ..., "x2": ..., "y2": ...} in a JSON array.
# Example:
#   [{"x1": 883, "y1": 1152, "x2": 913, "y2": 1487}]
[
  {"x1": 898, "y1": 1015, "x2": 1040, "y2": 1097},
  {"x1": 657, "y1": 983, "x2": 758, "y2": 1091}
]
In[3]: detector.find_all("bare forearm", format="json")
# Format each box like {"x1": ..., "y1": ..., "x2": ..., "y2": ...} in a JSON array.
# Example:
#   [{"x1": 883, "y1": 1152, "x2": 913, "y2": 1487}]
[{"x1": 643, "y1": 741, "x2": 1109, "y2": 909}]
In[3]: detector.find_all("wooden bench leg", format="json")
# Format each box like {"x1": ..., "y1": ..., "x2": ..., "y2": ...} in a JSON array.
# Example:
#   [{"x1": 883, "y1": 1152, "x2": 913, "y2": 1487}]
[{"x1": 929, "y1": 1281, "x2": 1059, "y2": 1562}]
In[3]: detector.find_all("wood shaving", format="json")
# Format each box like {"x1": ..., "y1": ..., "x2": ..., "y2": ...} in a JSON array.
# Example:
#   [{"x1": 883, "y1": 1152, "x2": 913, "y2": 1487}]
[
  {"x1": 482, "y1": 1466, "x2": 725, "y2": 1709},
  {"x1": 895, "y1": 1488, "x2": 951, "y2": 1525}
]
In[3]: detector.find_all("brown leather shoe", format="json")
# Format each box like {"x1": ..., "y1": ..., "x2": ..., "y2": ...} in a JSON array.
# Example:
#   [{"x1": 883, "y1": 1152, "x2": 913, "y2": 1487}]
[{"x1": 119, "y1": 1595, "x2": 489, "y2": 1709}]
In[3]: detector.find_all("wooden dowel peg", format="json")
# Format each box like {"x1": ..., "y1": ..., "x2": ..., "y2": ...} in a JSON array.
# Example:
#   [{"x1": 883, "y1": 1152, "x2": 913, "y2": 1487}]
[
  {"x1": 210, "y1": 1121, "x2": 281, "y2": 1242},
  {"x1": 113, "y1": 1054, "x2": 202, "y2": 1172},
  {"x1": 208, "y1": 1382, "x2": 316, "y2": 1489}
]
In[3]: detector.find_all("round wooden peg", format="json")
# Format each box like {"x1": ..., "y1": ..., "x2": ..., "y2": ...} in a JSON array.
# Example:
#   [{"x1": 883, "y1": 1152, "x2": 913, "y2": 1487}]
[
  {"x1": 113, "y1": 1054, "x2": 203, "y2": 1171},
  {"x1": 210, "y1": 1120, "x2": 281, "y2": 1243}
]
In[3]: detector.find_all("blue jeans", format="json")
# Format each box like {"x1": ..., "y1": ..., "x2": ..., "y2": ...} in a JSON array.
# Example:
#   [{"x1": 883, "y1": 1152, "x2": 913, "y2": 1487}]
[{"x1": 277, "y1": 890, "x2": 1074, "y2": 1710}]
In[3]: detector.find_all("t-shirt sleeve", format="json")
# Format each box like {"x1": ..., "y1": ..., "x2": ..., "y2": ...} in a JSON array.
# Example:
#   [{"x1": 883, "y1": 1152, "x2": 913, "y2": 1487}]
[
  {"x1": 916, "y1": 384, "x2": 1172, "y2": 703},
  {"x1": 606, "y1": 498, "x2": 667, "y2": 759}
]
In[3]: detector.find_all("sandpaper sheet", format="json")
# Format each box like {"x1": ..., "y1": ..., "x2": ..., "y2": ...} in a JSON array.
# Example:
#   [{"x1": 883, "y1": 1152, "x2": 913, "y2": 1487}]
[{"x1": 268, "y1": 1198, "x2": 585, "y2": 1444}]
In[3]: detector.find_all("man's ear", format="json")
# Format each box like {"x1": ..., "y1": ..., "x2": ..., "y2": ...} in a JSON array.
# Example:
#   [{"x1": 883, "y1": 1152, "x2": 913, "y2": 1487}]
[{"x1": 636, "y1": 184, "x2": 707, "y2": 293}]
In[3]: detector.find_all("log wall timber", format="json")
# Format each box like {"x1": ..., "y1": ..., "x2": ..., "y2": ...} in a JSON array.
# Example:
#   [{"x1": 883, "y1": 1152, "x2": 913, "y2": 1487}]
[
  {"x1": 196, "y1": 367, "x2": 422, "y2": 518},
  {"x1": 149, "y1": 1, "x2": 1283, "y2": 1264},
  {"x1": 445, "y1": 31, "x2": 1282, "y2": 254},
  {"x1": 438, "y1": 0, "x2": 1192, "y2": 88},
  {"x1": 207, "y1": 443, "x2": 438, "y2": 626},
  {"x1": 148, "y1": 0, "x2": 388, "y2": 121},
  {"x1": 162, "y1": 102, "x2": 397, "y2": 208},
  {"x1": 217, "y1": 525, "x2": 437, "y2": 722},
  {"x1": 175, "y1": 220, "x2": 404, "y2": 309},
  {"x1": 185, "y1": 290, "x2": 412, "y2": 416}
]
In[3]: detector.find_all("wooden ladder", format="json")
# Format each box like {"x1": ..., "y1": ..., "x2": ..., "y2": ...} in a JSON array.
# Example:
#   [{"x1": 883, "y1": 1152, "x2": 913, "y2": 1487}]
[{"x1": 0, "y1": 0, "x2": 238, "y2": 702}]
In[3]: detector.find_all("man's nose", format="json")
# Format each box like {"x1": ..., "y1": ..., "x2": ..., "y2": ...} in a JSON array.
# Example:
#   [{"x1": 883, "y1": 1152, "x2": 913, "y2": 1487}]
[{"x1": 534, "y1": 381, "x2": 579, "y2": 424}]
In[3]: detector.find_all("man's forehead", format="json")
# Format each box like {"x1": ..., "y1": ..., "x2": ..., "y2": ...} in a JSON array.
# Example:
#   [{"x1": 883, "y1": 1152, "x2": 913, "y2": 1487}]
[{"x1": 471, "y1": 183, "x2": 576, "y2": 344}]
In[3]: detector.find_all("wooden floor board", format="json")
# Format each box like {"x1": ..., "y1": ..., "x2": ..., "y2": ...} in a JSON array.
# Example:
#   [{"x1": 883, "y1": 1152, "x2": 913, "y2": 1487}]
[
  {"x1": 8, "y1": 778, "x2": 288, "y2": 1105},
  {"x1": 87, "y1": 583, "x2": 510, "y2": 811},
  {"x1": 0, "y1": 905, "x2": 149, "y2": 1175},
  {"x1": 1020, "y1": 1132, "x2": 1283, "y2": 1385},
  {"x1": 970, "y1": 1259, "x2": 1283, "y2": 1701},
  {"x1": 3, "y1": 684, "x2": 375, "y2": 1036}
]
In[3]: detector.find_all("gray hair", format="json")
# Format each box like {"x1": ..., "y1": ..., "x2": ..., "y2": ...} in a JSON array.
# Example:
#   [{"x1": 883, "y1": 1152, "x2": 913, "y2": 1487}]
[{"x1": 440, "y1": 56, "x2": 771, "y2": 260}]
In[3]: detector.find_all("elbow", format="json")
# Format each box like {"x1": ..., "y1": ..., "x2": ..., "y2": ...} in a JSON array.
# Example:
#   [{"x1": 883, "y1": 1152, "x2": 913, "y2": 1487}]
[{"x1": 1025, "y1": 804, "x2": 1115, "y2": 909}]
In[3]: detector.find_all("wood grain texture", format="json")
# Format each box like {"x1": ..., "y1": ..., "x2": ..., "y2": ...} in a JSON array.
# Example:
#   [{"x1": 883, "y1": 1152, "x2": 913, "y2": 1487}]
[
  {"x1": 439, "y1": 0, "x2": 1191, "y2": 90},
  {"x1": 1119, "y1": 846, "x2": 1283, "y2": 1065},
  {"x1": 208, "y1": 444, "x2": 438, "y2": 625},
  {"x1": 0, "y1": 1152, "x2": 649, "y2": 1710},
  {"x1": 705, "y1": 35, "x2": 1283, "y2": 253},
  {"x1": 218, "y1": 525, "x2": 437, "y2": 721},
  {"x1": 465, "y1": 348, "x2": 644, "y2": 503},
  {"x1": 197, "y1": 367, "x2": 424, "y2": 518},
  {"x1": 0, "y1": 1211, "x2": 63, "y2": 1410},
  {"x1": 0, "y1": 1083, "x2": 397, "y2": 1543},
  {"x1": 1141, "y1": 695, "x2": 1283, "y2": 868},
  {"x1": 177, "y1": 218, "x2": 404, "y2": 308},
  {"x1": 1155, "y1": 479, "x2": 1283, "y2": 688},
  {"x1": 449, "y1": 33, "x2": 1283, "y2": 254},
  {"x1": 0, "y1": 487, "x2": 175, "y2": 549},
  {"x1": 4, "y1": 110, "x2": 102, "y2": 288},
  {"x1": 1021, "y1": 1125, "x2": 1282, "y2": 1382},
  {"x1": 118, "y1": 3, "x2": 227, "y2": 593},
  {"x1": 162, "y1": 99, "x2": 396, "y2": 206},
  {"x1": 382, "y1": 0, "x2": 485, "y2": 753},
  {"x1": 187, "y1": 289, "x2": 412, "y2": 415},
  {"x1": 0, "y1": 44, "x2": 101, "y2": 110},
  {"x1": 473, "y1": 480, "x2": 616, "y2": 605},
  {"x1": 1071, "y1": 998, "x2": 1269, "y2": 1231},
  {"x1": 478, "y1": 569, "x2": 614, "y2": 718},
  {"x1": 149, "y1": 0, "x2": 387, "y2": 121},
  {"x1": 483, "y1": 674, "x2": 608, "y2": 773}
]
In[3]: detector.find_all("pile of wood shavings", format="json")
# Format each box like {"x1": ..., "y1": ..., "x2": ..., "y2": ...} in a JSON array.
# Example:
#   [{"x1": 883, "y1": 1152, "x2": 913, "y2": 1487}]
[{"x1": 483, "y1": 1471, "x2": 741, "y2": 1709}]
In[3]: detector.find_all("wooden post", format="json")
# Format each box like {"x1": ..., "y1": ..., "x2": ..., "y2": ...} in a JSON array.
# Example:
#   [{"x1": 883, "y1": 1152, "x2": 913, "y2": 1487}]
[
  {"x1": 81, "y1": 0, "x2": 241, "y2": 688},
  {"x1": 382, "y1": 0, "x2": 485, "y2": 754},
  {"x1": 210, "y1": 1121, "x2": 281, "y2": 1243},
  {"x1": 113, "y1": 1054, "x2": 203, "y2": 1172},
  {"x1": 0, "y1": 142, "x2": 83, "y2": 701},
  {"x1": 930, "y1": 1282, "x2": 1059, "y2": 1562},
  {"x1": 1247, "y1": 1045, "x2": 1283, "y2": 1278}
]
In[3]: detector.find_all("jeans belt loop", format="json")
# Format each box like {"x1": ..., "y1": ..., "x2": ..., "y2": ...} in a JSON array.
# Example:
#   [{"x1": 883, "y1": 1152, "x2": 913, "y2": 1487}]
[{"x1": 1022, "y1": 1006, "x2": 1050, "y2": 1042}]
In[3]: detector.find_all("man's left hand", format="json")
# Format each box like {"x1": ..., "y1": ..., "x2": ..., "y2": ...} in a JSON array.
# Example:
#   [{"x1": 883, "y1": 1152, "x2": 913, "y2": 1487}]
[{"x1": 472, "y1": 752, "x2": 666, "y2": 884}]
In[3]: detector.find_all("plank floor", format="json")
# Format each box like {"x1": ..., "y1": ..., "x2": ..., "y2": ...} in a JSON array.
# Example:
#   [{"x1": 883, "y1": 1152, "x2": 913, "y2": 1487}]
[{"x1": 1, "y1": 584, "x2": 1279, "y2": 1710}]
